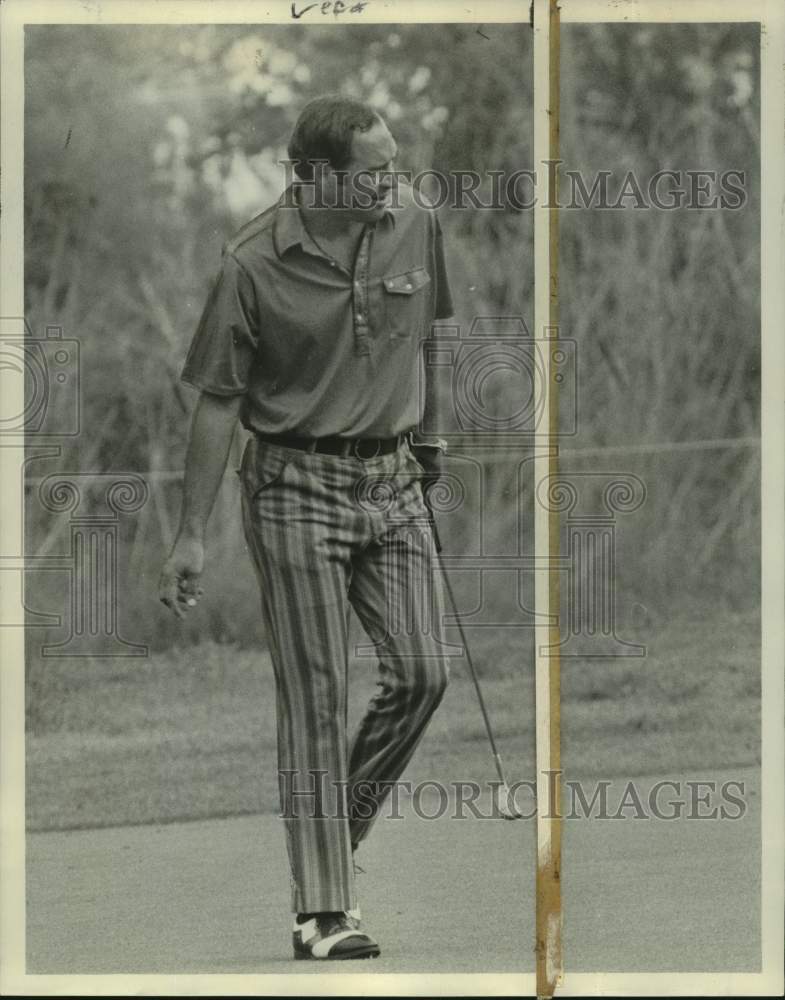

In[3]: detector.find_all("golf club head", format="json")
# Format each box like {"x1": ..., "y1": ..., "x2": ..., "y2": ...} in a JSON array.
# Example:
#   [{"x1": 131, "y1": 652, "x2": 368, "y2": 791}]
[{"x1": 496, "y1": 782, "x2": 522, "y2": 820}]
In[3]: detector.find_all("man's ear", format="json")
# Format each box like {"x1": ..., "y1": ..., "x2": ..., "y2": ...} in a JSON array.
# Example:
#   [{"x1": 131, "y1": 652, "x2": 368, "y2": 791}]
[
  {"x1": 309, "y1": 159, "x2": 335, "y2": 187},
  {"x1": 329, "y1": 167, "x2": 350, "y2": 187}
]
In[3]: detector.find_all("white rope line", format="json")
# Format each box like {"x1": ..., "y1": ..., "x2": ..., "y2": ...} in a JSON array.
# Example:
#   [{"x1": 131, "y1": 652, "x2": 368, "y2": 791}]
[
  {"x1": 21, "y1": 436, "x2": 761, "y2": 486},
  {"x1": 559, "y1": 435, "x2": 761, "y2": 458}
]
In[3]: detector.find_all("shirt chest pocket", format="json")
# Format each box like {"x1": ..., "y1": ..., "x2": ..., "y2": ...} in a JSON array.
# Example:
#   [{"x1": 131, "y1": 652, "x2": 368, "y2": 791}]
[{"x1": 380, "y1": 267, "x2": 431, "y2": 340}]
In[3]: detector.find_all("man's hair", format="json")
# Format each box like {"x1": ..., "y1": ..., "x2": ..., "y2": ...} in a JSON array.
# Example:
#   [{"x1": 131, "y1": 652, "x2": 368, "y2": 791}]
[{"x1": 287, "y1": 95, "x2": 380, "y2": 181}]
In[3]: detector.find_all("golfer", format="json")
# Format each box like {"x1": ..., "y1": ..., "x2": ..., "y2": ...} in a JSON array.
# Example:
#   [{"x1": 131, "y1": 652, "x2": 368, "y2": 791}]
[{"x1": 159, "y1": 95, "x2": 454, "y2": 961}]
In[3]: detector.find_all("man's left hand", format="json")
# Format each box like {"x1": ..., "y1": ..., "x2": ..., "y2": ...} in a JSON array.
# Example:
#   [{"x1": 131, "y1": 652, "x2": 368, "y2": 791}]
[{"x1": 410, "y1": 441, "x2": 446, "y2": 508}]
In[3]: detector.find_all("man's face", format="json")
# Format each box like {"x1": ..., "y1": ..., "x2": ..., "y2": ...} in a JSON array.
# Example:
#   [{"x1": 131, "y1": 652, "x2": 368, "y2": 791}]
[{"x1": 331, "y1": 117, "x2": 398, "y2": 222}]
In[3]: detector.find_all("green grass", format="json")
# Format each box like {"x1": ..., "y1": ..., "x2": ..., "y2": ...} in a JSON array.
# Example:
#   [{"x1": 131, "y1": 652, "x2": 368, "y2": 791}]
[{"x1": 25, "y1": 607, "x2": 760, "y2": 832}]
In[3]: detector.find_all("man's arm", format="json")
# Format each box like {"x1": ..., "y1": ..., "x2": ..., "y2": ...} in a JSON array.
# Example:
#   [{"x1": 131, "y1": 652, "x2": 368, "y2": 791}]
[{"x1": 158, "y1": 390, "x2": 243, "y2": 618}]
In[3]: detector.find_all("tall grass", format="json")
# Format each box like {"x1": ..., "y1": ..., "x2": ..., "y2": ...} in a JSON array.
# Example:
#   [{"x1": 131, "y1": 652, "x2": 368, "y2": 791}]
[{"x1": 22, "y1": 22, "x2": 760, "y2": 677}]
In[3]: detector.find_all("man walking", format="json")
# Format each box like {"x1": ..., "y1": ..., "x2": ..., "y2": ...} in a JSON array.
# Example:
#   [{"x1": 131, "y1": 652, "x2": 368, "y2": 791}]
[{"x1": 159, "y1": 95, "x2": 454, "y2": 960}]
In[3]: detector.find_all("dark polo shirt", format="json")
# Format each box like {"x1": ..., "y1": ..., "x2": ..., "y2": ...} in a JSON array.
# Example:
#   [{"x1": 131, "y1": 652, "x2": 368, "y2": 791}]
[{"x1": 181, "y1": 183, "x2": 453, "y2": 438}]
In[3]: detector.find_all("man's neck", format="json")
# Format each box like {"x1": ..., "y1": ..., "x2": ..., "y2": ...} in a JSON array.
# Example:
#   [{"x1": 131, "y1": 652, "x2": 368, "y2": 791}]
[
  {"x1": 294, "y1": 184, "x2": 367, "y2": 241},
  {"x1": 298, "y1": 202, "x2": 365, "y2": 242}
]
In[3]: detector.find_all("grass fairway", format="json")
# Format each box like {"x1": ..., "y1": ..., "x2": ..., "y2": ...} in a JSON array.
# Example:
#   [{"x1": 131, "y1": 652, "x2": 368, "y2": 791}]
[{"x1": 26, "y1": 608, "x2": 760, "y2": 832}]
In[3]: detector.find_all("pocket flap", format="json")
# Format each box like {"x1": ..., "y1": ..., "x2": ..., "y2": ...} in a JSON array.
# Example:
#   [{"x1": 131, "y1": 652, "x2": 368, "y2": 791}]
[{"x1": 383, "y1": 267, "x2": 431, "y2": 295}]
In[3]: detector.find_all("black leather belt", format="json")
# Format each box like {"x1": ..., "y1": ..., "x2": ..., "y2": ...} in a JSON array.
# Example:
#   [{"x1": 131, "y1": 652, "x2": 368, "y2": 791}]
[{"x1": 255, "y1": 431, "x2": 403, "y2": 459}]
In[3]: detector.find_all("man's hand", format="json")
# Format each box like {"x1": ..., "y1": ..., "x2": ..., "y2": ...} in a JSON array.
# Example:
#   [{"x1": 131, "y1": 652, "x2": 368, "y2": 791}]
[
  {"x1": 159, "y1": 535, "x2": 205, "y2": 619},
  {"x1": 409, "y1": 439, "x2": 447, "y2": 508},
  {"x1": 409, "y1": 439, "x2": 447, "y2": 554}
]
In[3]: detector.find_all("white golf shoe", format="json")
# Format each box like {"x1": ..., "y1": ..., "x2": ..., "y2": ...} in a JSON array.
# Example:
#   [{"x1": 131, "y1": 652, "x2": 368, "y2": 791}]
[{"x1": 292, "y1": 911, "x2": 380, "y2": 961}]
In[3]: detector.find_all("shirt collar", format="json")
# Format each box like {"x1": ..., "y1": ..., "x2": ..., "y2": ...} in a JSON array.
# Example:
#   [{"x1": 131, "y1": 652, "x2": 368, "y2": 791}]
[{"x1": 273, "y1": 184, "x2": 396, "y2": 258}]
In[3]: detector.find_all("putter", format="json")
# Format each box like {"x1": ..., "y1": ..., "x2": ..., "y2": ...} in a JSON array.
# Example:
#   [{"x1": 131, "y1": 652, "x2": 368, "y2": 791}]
[{"x1": 423, "y1": 492, "x2": 522, "y2": 821}]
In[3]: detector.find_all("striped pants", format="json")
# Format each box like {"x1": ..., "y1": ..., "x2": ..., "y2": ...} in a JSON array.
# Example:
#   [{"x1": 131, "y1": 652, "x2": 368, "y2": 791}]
[{"x1": 239, "y1": 434, "x2": 451, "y2": 913}]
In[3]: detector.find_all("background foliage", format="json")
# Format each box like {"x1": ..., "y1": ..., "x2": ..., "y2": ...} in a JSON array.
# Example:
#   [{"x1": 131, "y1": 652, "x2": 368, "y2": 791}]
[{"x1": 24, "y1": 23, "x2": 760, "y2": 721}]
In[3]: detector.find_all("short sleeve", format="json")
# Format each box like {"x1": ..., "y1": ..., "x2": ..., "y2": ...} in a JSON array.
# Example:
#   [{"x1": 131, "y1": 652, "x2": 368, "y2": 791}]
[
  {"x1": 429, "y1": 210, "x2": 454, "y2": 321},
  {"x1": 181, "y1": 252, "x2": 259, "y2": 396}
]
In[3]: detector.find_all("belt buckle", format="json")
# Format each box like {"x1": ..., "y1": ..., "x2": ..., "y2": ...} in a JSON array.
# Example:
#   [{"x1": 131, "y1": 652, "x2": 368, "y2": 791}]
[{"x1": 353, "y1": 438, "x2": 382, "y2": 460}]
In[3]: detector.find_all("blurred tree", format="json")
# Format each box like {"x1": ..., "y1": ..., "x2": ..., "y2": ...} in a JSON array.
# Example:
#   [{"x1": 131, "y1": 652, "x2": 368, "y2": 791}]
[{"x1": 23, "y1": 20, "x2": 761, "y2": 645}]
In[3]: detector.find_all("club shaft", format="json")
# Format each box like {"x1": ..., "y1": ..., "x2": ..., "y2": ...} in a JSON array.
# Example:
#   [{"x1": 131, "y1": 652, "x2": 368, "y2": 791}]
[{"x1": 429, "y1": 513, "x2": 510, "y2": 785}]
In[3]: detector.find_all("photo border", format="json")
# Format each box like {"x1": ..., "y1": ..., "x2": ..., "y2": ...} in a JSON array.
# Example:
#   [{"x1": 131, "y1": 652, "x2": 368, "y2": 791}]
[{"x1": 1, "y1": 0, "x2": 782, "y2": 996}]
